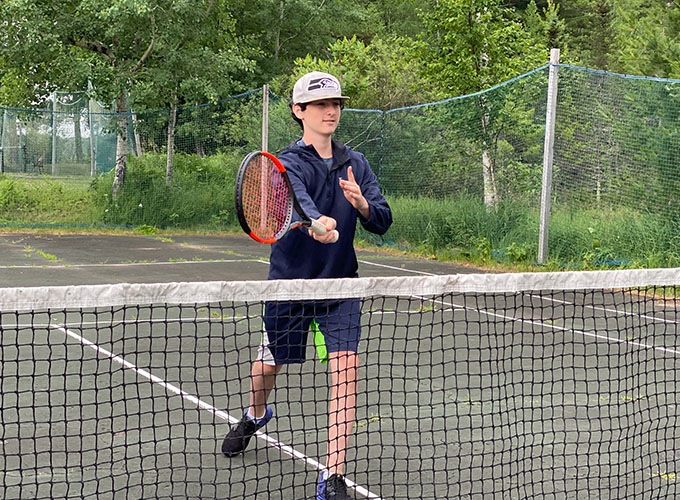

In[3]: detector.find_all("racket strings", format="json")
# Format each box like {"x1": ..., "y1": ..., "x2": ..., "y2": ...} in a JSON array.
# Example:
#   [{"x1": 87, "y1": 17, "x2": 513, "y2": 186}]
[{"x1": 241, "y1": 156, "x2": 291, "y2": 239}]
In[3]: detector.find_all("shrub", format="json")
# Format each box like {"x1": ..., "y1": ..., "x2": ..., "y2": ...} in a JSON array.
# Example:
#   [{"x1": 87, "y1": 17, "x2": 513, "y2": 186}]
[{"x1": 91, "y1": 152, "x2": 242, "y2": 229}]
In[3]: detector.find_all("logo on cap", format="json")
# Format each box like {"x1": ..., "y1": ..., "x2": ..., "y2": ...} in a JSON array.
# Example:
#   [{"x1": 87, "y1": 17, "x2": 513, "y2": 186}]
[{"x1": 308, "y1": 77, "x2": 340, "y2": 92}]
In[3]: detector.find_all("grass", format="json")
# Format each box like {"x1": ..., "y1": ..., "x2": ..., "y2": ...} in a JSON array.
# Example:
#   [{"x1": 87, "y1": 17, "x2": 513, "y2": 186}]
[
  {"x1": 22, "y1": 245, "x2": 60, "y2": 261},
  {"x1": 364, "y1": 194, "x2": 680, "y2": 270},
  {"x1": 0, "y1": 175, "x2": 96, "y2": 225}
]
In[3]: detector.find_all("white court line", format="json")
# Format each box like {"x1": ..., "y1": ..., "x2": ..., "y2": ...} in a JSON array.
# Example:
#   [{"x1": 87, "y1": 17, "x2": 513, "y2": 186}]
[
  {"x1": 372, "y1": 297, "x2": 680, "y2": 357},
  {"x1": 358, "y1": 259, "x2": 435, "y2": 276},
  {"x1": 52, "y1": 324, "x2": 383, "y2": 500},
  {"x1": 0, "y1": 259, "x2": 270, "y2": 270},
  {"x1": 7, "y1": 316, "x2": 248, "y2": 330},
  {"x1": 418, "y1": 296, "x2": 680, "y2": 358}
]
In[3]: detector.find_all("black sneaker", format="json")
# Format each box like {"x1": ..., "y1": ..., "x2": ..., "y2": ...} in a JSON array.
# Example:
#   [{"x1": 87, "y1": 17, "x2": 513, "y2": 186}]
[
  {"x1": 317, "y1": 473, "x2": 354, "y2": 500},
  {"x1": 221, "y1": 406, "x2": 273, "y2": 457}
]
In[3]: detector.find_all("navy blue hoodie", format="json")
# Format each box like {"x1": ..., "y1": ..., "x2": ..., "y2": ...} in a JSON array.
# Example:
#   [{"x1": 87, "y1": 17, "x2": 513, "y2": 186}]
[{"x1": 268, "y1": 139, "x2": 392, "y2": 280}]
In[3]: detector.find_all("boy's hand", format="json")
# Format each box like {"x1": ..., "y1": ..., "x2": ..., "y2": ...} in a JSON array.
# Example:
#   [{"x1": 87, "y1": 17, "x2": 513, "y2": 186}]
[
  {"x1": 309, "y1": 215, "x2": 338, "y2": 243},
  {"x1": 339, "y1": 166, "x2": 369, "y2": 219}
]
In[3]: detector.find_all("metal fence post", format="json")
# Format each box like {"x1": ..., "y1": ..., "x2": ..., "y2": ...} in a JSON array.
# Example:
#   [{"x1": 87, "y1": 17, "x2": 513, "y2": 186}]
[
  {"x1": 51, "y1": 91, "x2": 58, "y2": 175},
  {"x1": 87, "y1": 81, "x2": 96, "y2": 176},
  {"x1": 1, "y1": 109, "x2": 6, "y2": 173},
  {"x1": 538, "y1": 48, "x2": 560, "y2": 264},
  {"x1": 262, "y1": 84, "x2": 269, "y2": 153}
]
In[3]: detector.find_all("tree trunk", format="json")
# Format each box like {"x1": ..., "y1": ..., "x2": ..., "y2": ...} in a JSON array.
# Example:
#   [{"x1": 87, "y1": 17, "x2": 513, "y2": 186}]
[
  {"x1": 166, "y1": 100, "x2": 177, "y2": 186},
  {"x1": 111, "y1": 93, "x2": 128, "y2": 197},
  {"x1": 273, "y1": 0, "x2": 284, "y2": 62},
  {"x1": 482, "y1": 147, "x2": 497, "y2": 208},
  {"x1": 479, "y1": 99, "x2": 498, "y2": 209},
  {"x1": 131, "y1": 111, "x2": 143, "y2": 156}
]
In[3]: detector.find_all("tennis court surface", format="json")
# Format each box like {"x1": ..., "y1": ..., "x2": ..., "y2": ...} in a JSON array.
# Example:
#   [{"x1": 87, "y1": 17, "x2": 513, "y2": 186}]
[{"x1": 0, "y1": 234, "x2": 678, "y2": 499}]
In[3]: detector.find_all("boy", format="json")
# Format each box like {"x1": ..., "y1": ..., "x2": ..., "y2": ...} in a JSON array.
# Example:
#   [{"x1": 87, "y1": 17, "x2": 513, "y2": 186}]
[{"x1": 222, "y1": 71, "x2": 392, "y2": 500}]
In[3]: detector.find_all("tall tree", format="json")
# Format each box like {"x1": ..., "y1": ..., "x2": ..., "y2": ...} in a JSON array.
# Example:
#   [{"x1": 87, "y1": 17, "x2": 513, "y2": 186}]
[
  {"x1": 233, "y1": 0, "x2": 372, "y2": 84},
  {"x1": 0, "y1": 1, "x2": 158, "y2": 194},
  {"x1": 130, "y1": 1, "x2": 255, "y2": 185},
  {"x1": 419, "y1": 0, "x2": 545, "y2": 207},
  {"x1": 614, "y1": 0, "x2": 680, "y2": 77},
  {"x1": 361, "y1": 0, "x2": 426, "y2": 38},
  {"x1": 288, "y1": 35, "x2": 435, "y2": 111},
  {"x1": 0, "y1": 0, "x2": 253, "y2": 194},
  {"x1": 524, "y1": 0, "x2": 570, "y2": 57},
  {"x1": 559, "y1": 0, "x2": 615, "y2": 69},
  {"x1": 590, "y1": 0, "x2": 615, "y2": 70}
]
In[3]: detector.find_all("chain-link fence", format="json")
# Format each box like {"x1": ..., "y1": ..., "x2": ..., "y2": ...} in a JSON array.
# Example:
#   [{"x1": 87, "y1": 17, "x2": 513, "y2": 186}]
[{"x1": 0, "y1": 92, "x2": 132, "y2": 176}]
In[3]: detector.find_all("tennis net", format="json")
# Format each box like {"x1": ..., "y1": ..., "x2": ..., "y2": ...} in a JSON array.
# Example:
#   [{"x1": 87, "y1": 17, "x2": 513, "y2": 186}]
[{"x1": 1, "y1": 268, "x2": 679, "y2": 499}]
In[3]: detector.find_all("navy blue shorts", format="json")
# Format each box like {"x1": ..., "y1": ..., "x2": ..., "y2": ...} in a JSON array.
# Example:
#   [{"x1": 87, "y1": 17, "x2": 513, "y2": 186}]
[{"x1": 257, "y1": 299, "x2": 361, "y2": 365}]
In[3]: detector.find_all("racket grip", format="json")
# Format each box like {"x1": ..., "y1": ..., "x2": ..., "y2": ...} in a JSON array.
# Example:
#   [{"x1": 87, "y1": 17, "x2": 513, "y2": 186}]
[{"x1": 309, "y1": 218, "x2": 340, "y2": 243}]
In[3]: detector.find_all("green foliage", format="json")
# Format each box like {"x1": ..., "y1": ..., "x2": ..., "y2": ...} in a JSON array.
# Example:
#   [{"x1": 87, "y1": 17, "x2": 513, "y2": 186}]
[
  {"x1": 1, "y1": 0, "x2": 148, "y2": 103},
  {"x1": 134, "y1": 225, "x2": 159, "y2": 236},
  {"x1": 380, "y1": 194, "x2": 535, "y2": 263},
  {"x1": 90, "y1": 153, "x2": 241, "y2": 229},
  {"x1": 0, "y1": 0, "x2": 255, "y2": 106},
  {"x1": 614, "y1": 0, "x2": 680, "y2": 78},
  {"x1": 232, "y1": 0, "x2": 373, "y2": 82},
  {"x1": 1, "y1": 0, "x2": 679, "y2": 272},
  {"x1": 542, "y1": 1, "x2": 570, "y2": 55},
  {"x1": 367, "y1": 193, "x2": 680, "y2": 269},
  {"x1": 363, "y1": 0, "x2": 426, "y2": 39},
  {"x1": 0, "y1": 0, "x2": 258, "y2": 195},
  {"x1": 360, "y1": 66, "x2": 547, "y2": 206},
  {"x1": 2, "y1": 151, "x2": 680, "y2": 270},
  {"x1": 414, "y1": 0, "x2": 549, "y2": 208},
  {"x1": 522, "y1": 0, "x2": 571, "y2": 59},
  {"x1": 282, "y1": 35, "x2": 435, "y2": 111},
  {"x1": 546, "y1": 206, "x2": 680, "y2": 268},
  {"x1": 419, "y1": 0, "x2": 546, "y2": 97},
  {"x1": 130, "y1": 0, "x2": 256, "y2": 110},
  {"x1": 556, "y1": 0, "x2": 613, "y2": 68},
  {"x1": 551, "y1": 67, "x2": 680, "y2": 222},
  {"x1": 0, "y1": 175, "x2": 95, "y2": 224},
  {"x1": 132, "y1": 89, "x2": 277, "y2": 157}
]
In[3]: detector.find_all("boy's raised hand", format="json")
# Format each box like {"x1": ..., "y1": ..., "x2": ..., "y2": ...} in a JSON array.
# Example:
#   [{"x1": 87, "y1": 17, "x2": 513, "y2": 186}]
[{"x1": 339, "y1": 166, "x2": 369, "y2": 219}]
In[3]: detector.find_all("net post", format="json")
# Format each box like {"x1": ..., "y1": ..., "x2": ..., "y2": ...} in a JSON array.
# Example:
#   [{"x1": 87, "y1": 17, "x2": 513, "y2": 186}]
[
  {"x1": 538, "y1": 48, "x2": 560, "y2": 265},
  {"x1": 262, "y1": 84, "x2": 269, "y2": 153}
]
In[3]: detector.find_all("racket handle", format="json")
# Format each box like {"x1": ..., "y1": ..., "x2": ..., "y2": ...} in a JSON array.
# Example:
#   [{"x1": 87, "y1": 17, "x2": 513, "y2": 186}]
[{"x1": 309, "y1": 218, "x2": 340, "y2": 243}]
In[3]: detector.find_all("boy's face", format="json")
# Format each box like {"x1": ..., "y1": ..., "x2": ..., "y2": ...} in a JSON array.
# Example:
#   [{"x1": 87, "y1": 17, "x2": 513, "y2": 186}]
[{"x1": 294, "y1": 98, "x2": 342, "y2": 137}]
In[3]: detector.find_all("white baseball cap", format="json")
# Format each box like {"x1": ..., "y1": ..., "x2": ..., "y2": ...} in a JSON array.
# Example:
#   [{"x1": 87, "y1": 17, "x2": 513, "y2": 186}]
[{"x1": 292, "y1": 71, "x2": 349, "y2": 105}]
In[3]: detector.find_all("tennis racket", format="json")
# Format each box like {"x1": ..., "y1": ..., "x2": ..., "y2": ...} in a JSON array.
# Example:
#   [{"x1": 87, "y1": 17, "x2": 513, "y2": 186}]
[{"x1": 235, "y1": 151, "x2": 339, "y2": 244}]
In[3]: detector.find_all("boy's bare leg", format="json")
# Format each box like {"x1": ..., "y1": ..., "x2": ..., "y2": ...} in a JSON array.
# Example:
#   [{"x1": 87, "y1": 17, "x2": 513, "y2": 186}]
[
  {"x1": 249, "y1": 360, "x2": 281, "y2": 418},
  {"x1": 326, "y1": 351, "x2": 358, "y2": 475}
]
